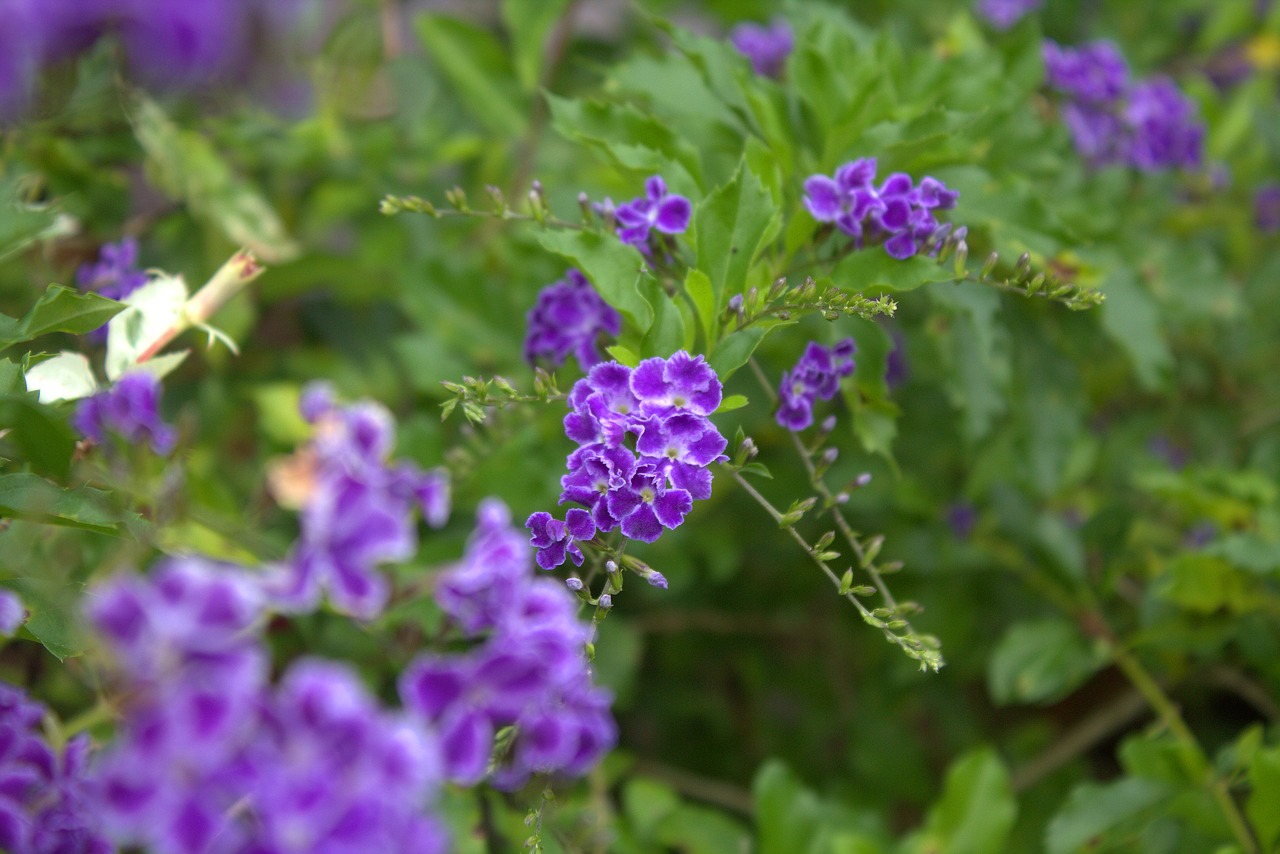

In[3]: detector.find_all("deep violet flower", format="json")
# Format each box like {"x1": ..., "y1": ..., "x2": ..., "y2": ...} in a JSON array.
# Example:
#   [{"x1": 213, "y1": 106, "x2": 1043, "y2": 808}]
[
  {"x1": 614, "y1": 176, "x2": 692, "y2": 250},
  {"x1": 730, "y1": 19, "x2": 793, "y2": 77},
  {"x1": 524, "y1": 269, "x2": 622, "y2": 371},
  {"x1": 1257, "y1": 183, "x2": 1280, "y2": 233},
  {"x1": 77, "y1": 238, "x2": 149, "y2": 344},
  {"x1": 73, "y1": 371, "x2": 176, "y2": 455}
]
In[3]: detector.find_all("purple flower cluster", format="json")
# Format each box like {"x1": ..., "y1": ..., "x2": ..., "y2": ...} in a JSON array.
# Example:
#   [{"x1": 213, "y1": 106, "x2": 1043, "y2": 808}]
[
  {"x1": 614, "y1": 176, "x2": 692, "y2": 251},
  {"x1": 0, "y1": 0, "x2": 299, "y2": 117},
  {"x1": 76, "y1": 239, "x2": 148, "y2": 344},
  {"x1": 0, "y1": 682, "x2": 110, "y2": 854},
  {"x1": 270, "y1": 384, "x2": 450, "y2": 620},
  {"x1": 401, "y1": 501, "x2": 616, "y2": 790},
  {"x1": 73, "y1": 371, "x2": 176, "y2": 455},
  {"x1": 524, "y1": 268, "x2": 622, "y2": 371},
  {"x1": 88, "y1": 558, "x2": 449, "y2": 854},
  {"x1": 1256, "y1": 184, "x2": 1280, "y2": 233},
  {"x1": 776, "y1": 339, "x2": 856, "y2": 431},
  {"x1": 974, "y1": 0, "x2": 1043, "y2": 30},
  {"x1": 729, "y1": 19, "x2": 793, "y2": 78},
  {"x1": 1043, "y1": 40, "x2": 1204, "y2": 171},
  {"x1": 526, "y1": 352, "x2": 728, "y2": 563},
  {"x1": 803, "y1": 159, "x2": 961, "y2": 259}
]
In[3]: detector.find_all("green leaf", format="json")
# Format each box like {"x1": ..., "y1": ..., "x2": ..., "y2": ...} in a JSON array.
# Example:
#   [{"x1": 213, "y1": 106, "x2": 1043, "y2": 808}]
[
  {"x1": 694, "y1": 161, "x2": 778, "y2": 313},
  {"x1": 538, "y1": 230, "x2": 653, "y2": 331},
  {"x1": 930, "y1": 285, "x2": 1009, "y2": 442},
  {"x1": 0, "y1": 473, "x2": 140, "y2": 535},
  {"x1": 656, "y1": 804, "x2": 750, "y2": 854},
  {"x1": 1247, "y1": 746, "x2": 1280, "y2": 850},
  {"x1": 987, "y1": 618, "x2": 1103, "y2": 706},
  {"x1": 755, "y1": 761, "x2": 821, "y2": 854},
  {"x1": 1156, "y1": 553, "x2": 1258, "y2": 615},
  {"x1": 908, "y1": 748, "x2": 1016, "y2": 854},
  {"x1": 416, "y1": 15, "x2": 525, "y2": 137},
  {"x1": 546, "y1": 94, "x2": 702, "y2": 190},
  {"x1": 0, "y1": 286, "x2": 124, "y2": 351},
  {"x1": 830, "y1": 251, "x2": 956, "y2": 293},
  {"x1": 709, "y1": 321, "x2": 795, "y2": 382},
  {"x1": 623, "y1": 778, "x2": 680, "y2": 836},
  {"x1": 131, "y1": 95, "x2": 299, "y2": 263},
  {"x1": 1098, "y1": 267, "x2": 1172, "y2": 391},
  {"x1": 104, "y1": 274, "x2": 188, "y2": 381},
  {"x1": 1045, "y1": 778, "x2": 1172, "y2": 854},
  {"x1": 605, "y1": 344, "x2": 640, "y2": 367},
  {"x1": 500, "y1": 0, "x2": 571, "y2": 91},
  {"x1": 639, "y1": 278, "x2": 686, "y2": 359},
  {"x1": 684, "y1": 269, "x2": 716, "y2": 348},
  {"x1": 717, "y1": 394, "x2": 748, "y2": 413},
  {"x1": 0, "y1": 395, "x2": 78, "y2": 479},
  {"x1": 22, "y1": 351, "x2": 98, "y2": 403},
  {"x1": 7, "y1": 574, "x2": 85, "y2": 661}
]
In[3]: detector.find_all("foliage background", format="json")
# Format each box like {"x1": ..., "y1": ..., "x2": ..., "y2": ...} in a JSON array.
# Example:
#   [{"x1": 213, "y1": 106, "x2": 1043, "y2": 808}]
[{"x1": 2, "y1": 0, "x2": 1280, "y2": 851}]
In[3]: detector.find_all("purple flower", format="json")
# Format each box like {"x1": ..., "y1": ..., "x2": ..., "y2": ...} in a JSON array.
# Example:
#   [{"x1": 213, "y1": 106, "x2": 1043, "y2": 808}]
[
  {"x1": 403, "y1": 501, "x2": 615, "y2": 790},
  {"x1": 1043, "y1": 40, "x2": 1131, "y2": 104},
  {"x1": 729, "y1": 19, "x2": 793, "y2": 78},
  {"x1": 776, "y1": 339, "x2": 856, "y2": 431},
  {"x1": 0, "y1": 590, "x2": 24, "y2": 636},
  {"x1": 946, "y1": 503, "x2": 978, "y2": 541},
  {"x1": 1043, "y1": 40, "x2": 1204, "y2": 172},
  {"x1": 0, "y1": 682, "x2": 112, "y2": 854},
  {"x1": 804, "y1": 160, "x2": 958, "y2": 259},
  {"x1": 614, "y1": 176, "x2": 692, "y2": 250},
  {"x1": 268, "y1": 389, "x2": 450, "y2": 619},
  {"x1": 524, "y1": 269, "x2": 622, "y2": 371},
  {"x1": 527, "y1": 508, "x2": 596, "y2": 570},
  {"x1": 73, "y1": 371, "x2": 176, "y2": 455},
  {"x1": 975, "y1": 0, "x2": 1043, "y2": 30},
  {"x1": 1256, "y1": 184, "x2": 1280, "y2": 233}
]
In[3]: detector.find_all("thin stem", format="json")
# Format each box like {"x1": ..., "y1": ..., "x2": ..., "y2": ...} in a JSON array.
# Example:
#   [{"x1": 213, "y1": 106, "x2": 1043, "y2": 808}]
[{"x1": 1112, "y1": 646, "x2": 1258, "y2": 854}]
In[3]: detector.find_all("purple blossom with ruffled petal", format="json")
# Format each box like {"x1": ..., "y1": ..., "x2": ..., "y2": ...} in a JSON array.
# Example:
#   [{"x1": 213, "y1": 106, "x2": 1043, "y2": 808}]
[
  {"x1": 777, "y1": 339, "x2": 857, "y2": 431},
  {"x1": 76, "y1": 238, "x2": 148, "y2": 344},
  {"x1": 729, "y1": 19, "x2": 793, "y2": 78},
  {"x1": 527, "y1": 508, "x2": 596, "y2": 570},
  {"x1": 73, "y1": 371, "x2": 176, "y2": 455},
  {"x1": 614, "y1": 176, "x2": 692, "y2": 250},
  {"x1": 524, "y1": 269, "x2": 622, "y2": 371},
  {"x1": 975, "y1": 0, "x2": 1043, "y2": 29}
]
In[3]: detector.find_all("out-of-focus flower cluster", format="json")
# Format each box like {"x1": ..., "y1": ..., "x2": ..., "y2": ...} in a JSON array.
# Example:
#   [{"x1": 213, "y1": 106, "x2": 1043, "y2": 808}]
[
  {"x1": 402, "y1": 501, "x2": 616, "y2": 790},
  {"x1": 524, "y1": 268, "x2": 622, "y2": 372},
  {"x1": 0, "y1": 0, "x2": 306, "y2": 118},
  {"x1": 804, "y1": 159, "x2": 961, "y2": 259},
  {"x1": 73, "y1": 371, "x2": 176, "y2": 456},
  {"x1": 730, "y1": 19, "x2": 794, "y2": 78},
  {"x1": 1256, "y1": 184, "x2": 1280, "y2": 233},
  {"x1": 76, "y1": 239, "x2": 148, "y2": 345},
  {"x1": 0, "y1": 683, "x2": 110, "y2": 854},
  {"x1": 614, "y1": 176, "x2": 692, "y2": 252},
  {"x1": 269, "y1": 383, "x2": 450, "y2": 620},
  {"x1": 1043, "y1": 40, "x2": 1204, "y2": 171},
  {"x1": 974, "y1": 0, "x2": 1043, "y2": 30},
  {"x1": 527, "y1": 351, "x2": 728, "y2": 564},
  {"x1": 87, "y1": 558, "x2": 449, "y2": 854},
  {"x1": 777, "y1": 339, "x2": 857, "y2": 431}
]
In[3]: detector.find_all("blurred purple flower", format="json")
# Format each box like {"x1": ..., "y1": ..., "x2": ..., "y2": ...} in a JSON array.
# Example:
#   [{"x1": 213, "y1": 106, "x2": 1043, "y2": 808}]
[
  {"x1": 614, "y1": 176, "x2": 692, "y2": 250},
  {"x1": 729, "y1": 19, "x2": 793, "y2": 77},
  {"x1": 0, "y1": 589, "x2": 23, "y2": 636},
  {"x1": 975, "y1": 0, "x2": 1043, "y2": 29},
  {"x1": 776, "y1": 339, "x2": 856, "y2": 431},
  {"x1": 1043, "y1": 40, "x2": 1131, "y2": 104},
  {"x1": 524, "y1": 269, "x2": 622, "y2": 371},
  {"x1": 73, "y1": 371, "x2": 176, "y2": 455},
  {"x1": 76, "y1": 238, "x2": 149, "y2": 344},
  {"x1": 946, "y1": 503, "x2": 978, "y2": 541},
  {"x1": 1255, "y1": 183, "x2": 1280, "y2": 233}
]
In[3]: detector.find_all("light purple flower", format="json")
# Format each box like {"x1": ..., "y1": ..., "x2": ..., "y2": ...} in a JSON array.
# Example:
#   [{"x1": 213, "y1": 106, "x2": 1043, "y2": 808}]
[
  {"x1": 524, "y1": 269, "x2": 622, "y2": 371},
  {"x1": 0, "y1": 590, "x2": 24, "y2": 636},
  {"x1": 776, "y1": 339, "x2": 857, "y2": 431},
  {"x1": 73, "y1": 371, "x2": 176, "y2": 455},
  {"x1": 975, "y1": 0, "x2": 1043, "y2": 30},
  {"x1": 729, "y1": 19, "x2": 793, "y2": 78},
  {"x1": 1043, "y1": 40, "x2": 1130, "y2": 104},
  {"x1": 614, "y1": 176, "x2": 692, "y2": 250},
  {"x1": 1124, "y1": 78, "x2": 1204, "y2": 171}
]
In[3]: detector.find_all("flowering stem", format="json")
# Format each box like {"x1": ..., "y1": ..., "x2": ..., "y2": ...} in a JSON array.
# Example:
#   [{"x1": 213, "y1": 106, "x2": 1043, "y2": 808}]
[{"x1": 136, "y1": 250, "x2": 264, "y2": 364}]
